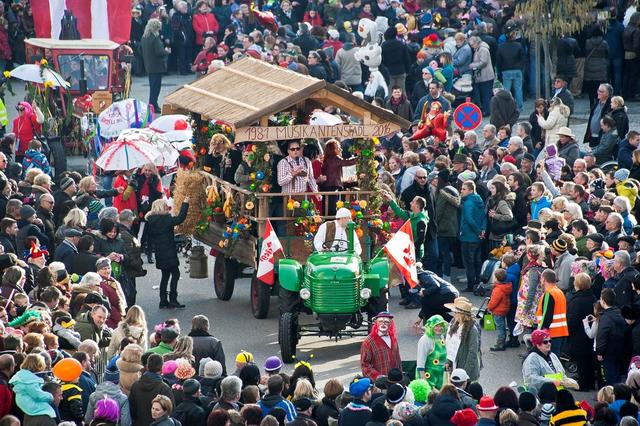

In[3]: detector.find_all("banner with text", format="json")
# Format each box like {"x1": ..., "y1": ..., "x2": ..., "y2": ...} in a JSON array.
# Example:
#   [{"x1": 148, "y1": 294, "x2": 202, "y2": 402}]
[{"x1": 235, "y1": 123, "x2": 399, "y2": 142}]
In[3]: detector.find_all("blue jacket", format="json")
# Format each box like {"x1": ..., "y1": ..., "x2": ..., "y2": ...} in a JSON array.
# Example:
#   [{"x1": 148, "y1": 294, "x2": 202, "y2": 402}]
[
  {"x1": 622, "y1": 211, "x2": 634, "y2": 236},
  {"x1": 22, "y1": 149, "x2": 51, "y2": 176},
  {"x1": 9, "y1": 369, "x2": 56, "y2": 418},
  {"x1": 79, "y1": 370, "x2": 96, "y2": 412},
  {"x1": 459, "y1": 193, "x2": 486, "y2": 243},
  {"x1": 258, "y1": 394, "x2": 296, "y2": 422},
  {"x1": 617, "y1": 138, "x2": 634, "y2": 170},
  {"x1": 506, "y1": 262, "x2": 521, "y2": 306},
  {"x1": 530, "y1": 196, "x2": 552, "y2": 220}
]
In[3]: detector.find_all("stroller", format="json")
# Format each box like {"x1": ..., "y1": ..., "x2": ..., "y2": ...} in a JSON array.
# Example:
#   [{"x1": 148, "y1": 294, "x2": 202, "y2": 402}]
[{"x1": 474, "y1": 258, "x2": 500, "y2": 296}]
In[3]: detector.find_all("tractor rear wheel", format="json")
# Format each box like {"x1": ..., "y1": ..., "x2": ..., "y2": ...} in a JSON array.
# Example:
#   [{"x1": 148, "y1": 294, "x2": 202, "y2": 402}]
[
  {"x1": 279, "y1": 312, "x2": 298, "y2": 363},
  {"x1": 48, "y1": 137, "x2": 67, "y2": 178},
  {"x1": 251, "y1": 273, "x2": 271, "y2": 319},
  {"x1": 213, "y1": 257, "x2": 237, "y2": 301}
]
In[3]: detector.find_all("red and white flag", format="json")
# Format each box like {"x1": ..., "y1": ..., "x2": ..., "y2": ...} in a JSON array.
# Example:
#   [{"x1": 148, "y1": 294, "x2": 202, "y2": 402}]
[
  {"x1": 384, "y1": 220, "x2": 418, "y2": 288},
  {"x1": 257, "y1": 219, "x2": 284, "y2": 286},
  {"x1": 31, "y1": 0, "x2": 132, "y2": 44}
]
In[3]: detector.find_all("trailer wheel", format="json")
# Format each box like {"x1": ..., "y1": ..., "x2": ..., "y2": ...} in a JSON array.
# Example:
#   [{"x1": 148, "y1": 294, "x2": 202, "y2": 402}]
[
  {"x1": 213, "y1": 256, "x2": 236, "y2": 301},
  {"x1": 48, "y1": 137, "x2": 67, "y2": 178}
]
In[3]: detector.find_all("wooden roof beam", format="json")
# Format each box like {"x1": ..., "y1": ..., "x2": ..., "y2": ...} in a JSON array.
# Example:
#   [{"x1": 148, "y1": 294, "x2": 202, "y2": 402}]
[
  {"x1": 182, "y1": 84, "x2": 260, "y2": 111},
  {"x1": 310, "y1": 89, "x2": 385, "y2": 123},
  {"x1": 216, "y1": 67, "x2": 299, "y2": 93}
]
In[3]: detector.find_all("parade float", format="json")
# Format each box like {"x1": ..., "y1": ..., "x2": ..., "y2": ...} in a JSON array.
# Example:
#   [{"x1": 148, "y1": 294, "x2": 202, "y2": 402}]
[{"x1": 162, "y1": 56, "x2": 411, "y2": 321}]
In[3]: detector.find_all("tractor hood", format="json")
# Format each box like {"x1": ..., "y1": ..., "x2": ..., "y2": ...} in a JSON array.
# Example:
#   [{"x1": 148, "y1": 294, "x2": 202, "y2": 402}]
[{"x1": 305, "y1": 252, "x2": 361, "y2": 280}]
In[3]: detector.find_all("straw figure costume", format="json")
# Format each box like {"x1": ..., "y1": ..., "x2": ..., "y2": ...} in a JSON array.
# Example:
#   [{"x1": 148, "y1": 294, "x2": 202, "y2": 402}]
[
  {"x1": 360, "y1": 311, "x2": 402, "y2": 380},
  {"x1": 411, "y1": 101, "x2": 449, "y2": 142},
  {"x1": 416, "y1": 315, "x2": 448, "y2": 389}
]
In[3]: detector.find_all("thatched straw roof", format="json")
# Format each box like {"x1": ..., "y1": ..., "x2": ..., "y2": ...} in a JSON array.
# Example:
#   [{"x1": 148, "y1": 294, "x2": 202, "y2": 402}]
[{"x1": 163, "y1": 56, "x2": 410, "y2": 129}]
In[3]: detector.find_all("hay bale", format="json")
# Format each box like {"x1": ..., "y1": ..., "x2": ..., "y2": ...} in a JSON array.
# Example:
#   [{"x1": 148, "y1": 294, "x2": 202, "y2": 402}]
[{"x1": 173, "y1": 168, "x2": 207, "y2": 235}]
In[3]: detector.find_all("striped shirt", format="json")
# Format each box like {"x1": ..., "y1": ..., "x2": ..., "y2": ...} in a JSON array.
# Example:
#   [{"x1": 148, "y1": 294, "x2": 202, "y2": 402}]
[{"x1": 550, "y1": 406, "x2": 588, "y2": 426}]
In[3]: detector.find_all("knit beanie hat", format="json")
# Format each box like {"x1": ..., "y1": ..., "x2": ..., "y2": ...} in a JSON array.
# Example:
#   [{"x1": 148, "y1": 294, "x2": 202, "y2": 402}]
[
  {"x1": 94, "y1": 398, "x2": 120, "y2": 423},
  {"x1": 88, "y1": 199, "x2": 104, "y2": 215},
  {"x1": 615, "y1": 168, "x2": 631, "y2": 181},
  {"x1": 518, "y1": 391, "x2": 537, "y2": 412},
  {"x1": 20, "y1": 205, "x2": 36, "y2": 221},
  {"x1": 541, "y1": 403, "x2": 555, "y2": 421},
  {"x1": 552, "y1": 239, "x2": 567, "y2": 253},
  {"x1": 162, "y1": 360, "x2": 178, "y2": 376},
  {"x1": 204, "y1": 360, "x2": 223, "y2": 378}
]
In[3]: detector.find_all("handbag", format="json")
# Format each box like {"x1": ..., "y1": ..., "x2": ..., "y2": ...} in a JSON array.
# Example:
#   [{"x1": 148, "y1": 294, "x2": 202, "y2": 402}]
[
  {"x1": 483, "y1": 313, "x2": 496, "y2": 331},
  {"x1": 490, "y1": 217, "x2": 515, "y2": 236}
]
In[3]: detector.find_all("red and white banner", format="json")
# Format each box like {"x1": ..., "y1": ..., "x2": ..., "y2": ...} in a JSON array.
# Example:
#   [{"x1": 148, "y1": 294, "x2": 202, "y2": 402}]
[
  {"x1": 30, "y1": 0, "x2": 132, "y2": 44},
  {"x1": 257, "y1": 220, "x2": 283, "y2": 286},
  {"x1": 384, "y1": 220, "x2": 418, "y2": 288}
]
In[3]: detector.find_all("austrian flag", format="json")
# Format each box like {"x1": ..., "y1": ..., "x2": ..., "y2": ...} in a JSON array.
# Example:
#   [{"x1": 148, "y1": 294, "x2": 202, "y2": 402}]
[
  {"x1": 256, "y1": 220, "x2": 283, "y2": 286},
  {"x1": 384, "y1": 220, "x2": 418, "y2": 288},
  {"x1": 31, "y1": 0, "x2": 132, "y2": 44}
]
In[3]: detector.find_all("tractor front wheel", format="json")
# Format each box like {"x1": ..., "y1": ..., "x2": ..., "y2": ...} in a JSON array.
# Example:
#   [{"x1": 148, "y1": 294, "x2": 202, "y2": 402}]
[
  {"x1": 251, "y1": 273, "x2": 271, "y2": 319},
  {"x1": 214, "y1": 257, "x2": 237, "y2": 301},
  {"x1": 279, "y1": 312, "x2": 298, "y2": 363}
]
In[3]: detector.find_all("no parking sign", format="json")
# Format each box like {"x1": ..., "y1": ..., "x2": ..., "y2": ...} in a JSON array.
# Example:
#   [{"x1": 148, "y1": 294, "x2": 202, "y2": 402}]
[{"x1": 453, "y1": 99, "x2": 483, "y2": 131}]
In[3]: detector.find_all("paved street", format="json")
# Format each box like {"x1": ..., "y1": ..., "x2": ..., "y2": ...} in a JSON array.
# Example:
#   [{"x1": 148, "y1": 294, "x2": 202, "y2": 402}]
[{"x1": 6, "y1": 72, "x2": 637, "y2": 396}]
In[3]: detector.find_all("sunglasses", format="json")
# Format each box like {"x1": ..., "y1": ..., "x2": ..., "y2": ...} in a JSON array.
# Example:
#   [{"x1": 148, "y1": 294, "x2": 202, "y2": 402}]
[
  {"x1": 17, "y1": 107, "x2": 25, "y2": 111},
  {"x1": 289, "y1": 147, "x2": 301, "y2": 151},
  {"x1": 416, "y1": 176, "x2": 427, "y2": 180},
  {"x1": 542, "y1": 339, "x2": 551, "y2": 344}
]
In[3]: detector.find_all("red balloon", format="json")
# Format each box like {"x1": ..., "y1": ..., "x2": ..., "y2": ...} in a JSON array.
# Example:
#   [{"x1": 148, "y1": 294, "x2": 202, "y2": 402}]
[{"x1": 174, "y1": 119, "x2": 188, "y2": 130}]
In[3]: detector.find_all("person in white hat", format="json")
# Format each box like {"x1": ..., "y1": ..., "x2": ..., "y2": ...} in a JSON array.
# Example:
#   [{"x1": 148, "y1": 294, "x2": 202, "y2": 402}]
[{"x1": 313, "y1": 207, "x2": 362, "y2": 255}]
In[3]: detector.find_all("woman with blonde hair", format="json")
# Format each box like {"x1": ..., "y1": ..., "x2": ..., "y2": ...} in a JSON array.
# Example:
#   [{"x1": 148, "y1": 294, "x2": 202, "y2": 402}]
[
  {"x1": 134, "y1": 163, "x2": 163, "y2": 263},
  {"x1": 75, "y1": 176, "x2": 121, "y2": 228},
  {"x1": 163, "y1": 336, "x2": 195, "y2": 364},
  {"x1": 145, "y1": 197, "x2": 189, "y2": 308},
  {"x1": 116, "y1": 344, "x2": 144, "y2": 395},
  {"x1": 107, "y1": 305, "x2": 149, "y2": 358},
  {"x1": 551, "y1": 196, "x2": 568, "y2": 213},
  {"x1": 610, "y1": 95, "x2": 629, "y2": 139},
  {"x1": 292, "y1": 378, "x2": 317, "y2": 402}
]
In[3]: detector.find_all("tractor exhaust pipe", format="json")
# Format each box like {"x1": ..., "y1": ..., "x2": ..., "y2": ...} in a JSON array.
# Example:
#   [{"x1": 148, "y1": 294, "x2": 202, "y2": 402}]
[{"x1": 347, "y1": 222, "x2": 355, "y2": 253}]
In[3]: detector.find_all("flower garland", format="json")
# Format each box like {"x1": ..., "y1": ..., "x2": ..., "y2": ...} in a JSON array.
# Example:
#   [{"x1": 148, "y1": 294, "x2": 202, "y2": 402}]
[
  {"x1": 349, "y1": 137, "x2": 382, "y2": 212},
  {"x1": 287, "y1": 198, "x2": 322, "y2": 245}
]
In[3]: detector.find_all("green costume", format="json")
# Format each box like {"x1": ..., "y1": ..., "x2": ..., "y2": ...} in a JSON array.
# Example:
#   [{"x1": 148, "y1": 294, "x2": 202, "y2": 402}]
[{"x1": 416, "y1": 315, "x2": 448, "y2": 390}]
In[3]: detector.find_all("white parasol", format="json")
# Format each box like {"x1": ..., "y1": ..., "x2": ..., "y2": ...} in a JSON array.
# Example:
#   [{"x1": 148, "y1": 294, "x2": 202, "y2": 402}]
[
  {"x1": 9, "y1": 64, "x2": 70, "y2": 88},
  {"x1": 95, "y1": 138, "x2": 161, "y2": 171},
  {"x1": 149, "y1": 114, "x2": 194, "y2": 147},
  {"x1": 98, "y1": 99, "x2": 150, "y2": 139},
  {"x1": 119, "y1": 128, "x2": 180, "y2": 168}
]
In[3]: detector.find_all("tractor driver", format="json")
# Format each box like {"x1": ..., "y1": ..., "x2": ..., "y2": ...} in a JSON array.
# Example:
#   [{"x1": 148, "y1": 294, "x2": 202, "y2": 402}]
[{"x1": 313, "y1": 208, "x2": 362, "y2": 256}]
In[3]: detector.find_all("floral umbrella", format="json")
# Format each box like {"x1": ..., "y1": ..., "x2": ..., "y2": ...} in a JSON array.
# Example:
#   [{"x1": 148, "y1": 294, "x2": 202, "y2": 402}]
[
  {"x1": 98, "y1": 99, "x2": 150, "y2": 139},
  {"x1": 119, "y1": 128, "x2": 179, "y2": 168}
]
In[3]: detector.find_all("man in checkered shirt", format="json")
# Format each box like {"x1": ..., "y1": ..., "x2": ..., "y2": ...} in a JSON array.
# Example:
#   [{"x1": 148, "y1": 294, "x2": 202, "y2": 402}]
[{"x1": 277, "y1": 141, "x2": 319, "y2": 194}]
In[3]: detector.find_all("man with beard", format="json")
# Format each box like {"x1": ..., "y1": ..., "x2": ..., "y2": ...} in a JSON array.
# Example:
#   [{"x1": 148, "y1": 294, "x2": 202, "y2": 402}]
[
  {"x1": 360, "y1": 312, "x2": 401, "y2": 381},
  {"x1": 414, "y1": 81, "x2": 451, "y2": 122}
]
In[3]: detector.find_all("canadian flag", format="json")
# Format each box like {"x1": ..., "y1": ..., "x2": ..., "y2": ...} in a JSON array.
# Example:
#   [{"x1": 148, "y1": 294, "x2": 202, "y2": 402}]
[
  {"x1": 257, "y1": 220, "x2": 284, "y2": 286},
  {"x1": 30, "y1": 0, "x2": 132, "y2": 44},
  {"x1": 384, "y1": 220, "x2": 418, "y2": 288}
]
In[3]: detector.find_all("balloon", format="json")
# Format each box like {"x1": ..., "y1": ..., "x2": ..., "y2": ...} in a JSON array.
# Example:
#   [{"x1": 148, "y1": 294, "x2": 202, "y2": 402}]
[
  {"x1": 247, "y1": 153, "x2": 255, "y2": 162},
  {"x1": 249, "y1": 173, "x2": 256, "y2": 180},
  {"x1": 249, "y1": 183, "x2": 257, "y2": 191},
  {"x1": 52, "y1": 358, "x2": 83, "y2": 382},
  {"x1": 301, "y1": 200, "x2": 310, "y2": 209},
  {"x1": 359, "y1": 200, "x2": 368, "y2": 209},
  {"x1": 174, "y1": 119, "x2": 188, "y2": 130}
]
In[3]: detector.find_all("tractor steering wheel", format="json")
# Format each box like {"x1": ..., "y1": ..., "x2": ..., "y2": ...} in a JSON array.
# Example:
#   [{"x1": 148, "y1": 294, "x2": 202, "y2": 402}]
[{"x1": 322, "y1": 239, "x2": 350, "y2": 252}]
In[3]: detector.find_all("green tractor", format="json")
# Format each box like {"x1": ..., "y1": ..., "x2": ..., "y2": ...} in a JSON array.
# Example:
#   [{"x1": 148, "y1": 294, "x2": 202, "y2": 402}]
[{"x1": 277, "y1": 223, "x2": 389, "y2": 362}]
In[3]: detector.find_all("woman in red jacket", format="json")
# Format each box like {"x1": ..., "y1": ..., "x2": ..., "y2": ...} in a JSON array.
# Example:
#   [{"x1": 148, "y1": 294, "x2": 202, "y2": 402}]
[
  {"x1": 192, "y1": 37, "x2": 218, "y2": 75},
  {"x1": 113, "y1": 170, "x2": 138, "y2": 214},
  {"x1": 12, "y1": 101, "x2": 43, "y2": 163},
  {"x1": 192, "y1": 1, "x2": 220, "y2": 48},
  {"x1": 303, "y1": 5, "x2": 323, "y2": 27}
]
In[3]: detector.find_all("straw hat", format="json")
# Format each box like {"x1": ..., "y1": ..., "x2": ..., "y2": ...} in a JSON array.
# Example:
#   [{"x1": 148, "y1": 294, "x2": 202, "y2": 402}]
[
  {"x1": 444, "y1": 297, "x2": 476, "y2": 315},
  {"x1": 556, "y1": 126, "x2": 575, "y2": 139}
]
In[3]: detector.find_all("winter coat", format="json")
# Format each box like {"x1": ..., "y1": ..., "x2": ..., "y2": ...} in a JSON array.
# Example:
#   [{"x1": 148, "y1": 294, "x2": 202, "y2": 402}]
[
  {"x1": 490, "y1": 90, "x2": 519, "y2": 130},
  {"x1": 595, "y1": 307, "x2": 626, "y2": 361},
  {"x1": 119, "y1": 225, "x2": 144, "y2": 278},
  {"x1": 518, "y1": 412, "x2": 541, "y2": 426},
  {"x1": 107, "y1": 323, "x2": 148, "y2": 359},
  {"x1": 615, "y1": 266, "x2": 638, "y2": 307},
  {"x1": 75, "y1": 311, "x2": 111, "y2": 349},
  {"x1": 497, "y1": 40, "x2": 525, "y2": 71},
  {"x1": 592, "y1": 130, "x2": 618, "y2": 164},
  {"x1": 452, "y1": 321, "x2": 482, "y2": 381},
  {"x1": 133, "y1": 173, "x2": 163, "y2": 217},
  {"x1": 423, "y1": 394, "x2": 462, "y2": 426},
  {"x1": 611, "y1": 107, "x2": 629, "y2": 139},
  {"x1": 22, "y1": 149, "x2": 50, "y2": 176},
  {"x1": 8, "y1": 369, "x2": 55, "y2": 418},
  {"x1": 537, "y1": 103, "x2": 570, "y2": 148},
  {"x1": 16, "y1": 220, "x2": 49, "y2": 257},
  {"x1": 258, "y1": 394, "x2": 297, "y2": 421},
  {"x1": 192, "y1": 13, "x2": 219, "y2": 45},
  {"x1": 488, "y1": 281, "x2": 512, "y2": 316},
  {"x1": 150, "y1": 415, "x2": 181, "y2": 426},
  {"x1": 147, "y1": 202, "x2": 189, "y2": 270},
  {"x1": 173, "y1": 396, "x2": 206, "y2": 426},
  {"x1": 522, "y1": 349, "x2": 565, "y2": 393},
  {"x1": 469, "y1": 41, "x2": 495, "y2": 83},
  {"x1": 530, "y1": 196, "x2": 552, "y2": 220},
  {"x1": 99, "y1": 277, "x2": 127, "y2": 329},
  {"x1": 487, "y1": 196, "x2": 514, "y2": 240},
  {"x1": 113, "y1": 175, "x2": 137, "y2": 214},
  {"x1": 558, "y1": 141, "x2": 580, "y2": 167},
  {"x1": 12, "y1": 102, "x2": 43, "y2": 156},
  {"x1": 129, "y1": 372, "x2": 175, "y2": 426},
  {"x1": 170, "y1": 11, "x2": 193, "y2": 47},
  {"x1": 459, "y1": 193, "x2": 486, "y2": 243},
  {"x1": 314, "y1": 397, "x2": 340, "y2": 426},
  {"x1": 335, "y1": 44, "x2": 362, "y2": 86},
  {"x1": 53, "y1": 191, "x2": 77, "y2": 226},
  {"x1": 69, "y1": 250, "x2": 99, "y2": 276},
  {"x1": 381, "y1": 38, "x2": 411, "y2": 76},
  {"x1": 53, "y1": 324, "x2": 82, "y2": 350},
  {"x1": 141, "y1": 33, "x2": 169, "y2": 74},
  {"x1": 188, "y1": 329, "x2": 227, "y2": 375},
  {"x1": 0, "y1": 232, "x2": 17, "y2": 255},
  {"x1": 556, "y1": 37, "x2": 580, "y2": 78},
  {"x1": 565, "y1": 289, "x2": 595, "y2": 359},
  {"x1": 623, "y1": 15, "x2": 640, "y2": 56},
  {"x1": 384, "y1": 97, "x2": 413, "y2": 122},
  {"x1": 554, "y1": 251, "x2": 577, "y2": 292},
  {"x1": 583, "y1": 36, "x2": 609, "y2": 81},
  {"x1": 85, "y1": 381, "x2": 131, "y2": 426},
  {"x1": 435, "y1": 186, "x2": 460, "y2": 238},
  {"x1": 453, "y1": 43, "x2": 473, "y2": 75}
]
